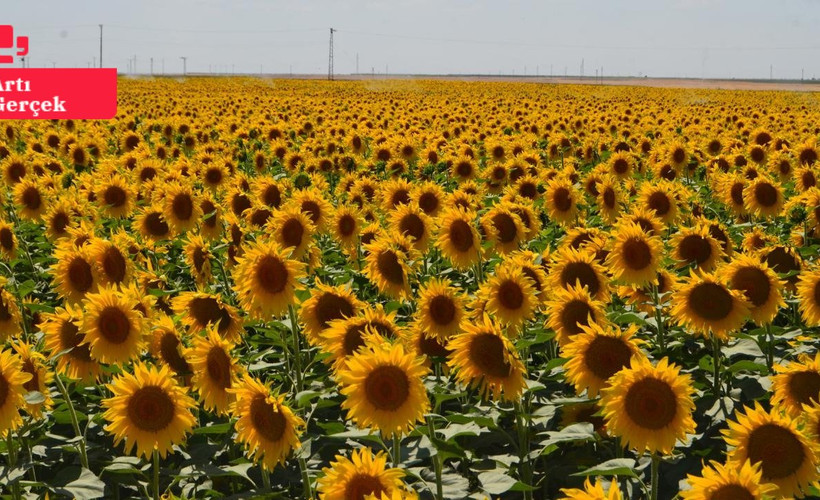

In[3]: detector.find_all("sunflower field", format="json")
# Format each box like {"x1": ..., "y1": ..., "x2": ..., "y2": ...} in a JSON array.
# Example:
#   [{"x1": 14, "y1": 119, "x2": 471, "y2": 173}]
[{"x1": 0, "y1": 78, "x2": 819, "y2": 499}]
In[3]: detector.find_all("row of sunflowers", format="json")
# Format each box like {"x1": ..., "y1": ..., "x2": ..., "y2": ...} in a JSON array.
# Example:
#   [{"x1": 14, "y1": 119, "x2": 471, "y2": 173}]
[{"x1": 0, "y1": 78, "x2": 819, "y2": 499}]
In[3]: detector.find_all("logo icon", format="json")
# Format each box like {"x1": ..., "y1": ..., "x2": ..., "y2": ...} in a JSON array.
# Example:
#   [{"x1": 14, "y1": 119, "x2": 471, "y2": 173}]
[{"x1": 0, "y1": 25, "x2": 29, "y2": 64}]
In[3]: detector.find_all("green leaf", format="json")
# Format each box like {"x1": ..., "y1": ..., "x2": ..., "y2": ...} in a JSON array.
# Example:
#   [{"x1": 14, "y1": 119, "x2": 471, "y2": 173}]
[
  {"x1": 24, "y1": 391, "x2": 45, "y2": 405},
  {"x1": 538, "y1": 423, "x2": 595, "y2": 454},
  {"x1": 727, "y1": 360, "x2": 769, "y2": 375},
  {"x1": 193, "y1": 422, "x2": 232, "y2": 435},
  {"x1": 295, "y1": 390, "x2": 321, "y2": 407},
  {"x1": 479, "y1": 470, "x2": 518, "y2": 495},
  {"x1": 572, "y1": 458, "x2": 638, "y2": 478},
  {"x1": 54, "y1": 468, "x2": 106, "y2": 499}
]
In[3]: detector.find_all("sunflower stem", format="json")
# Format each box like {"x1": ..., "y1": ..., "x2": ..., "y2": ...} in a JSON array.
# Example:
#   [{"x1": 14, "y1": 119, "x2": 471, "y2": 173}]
[
  {"x1": 260, "y1": 464, "x2": 271, "y2": 491},
  {"x1": 288, "y1": 304, "x2": 304, "y2": 393},
  {"x1": 765, "y1": 322, "x2": 775, "y2": 371},
  {"x1": 427, "y1": 416, "x2": 444, "y2": 500},
  {"x1": 6, "y1": 430, "x2": 20, "y2": 500},
  {"x1": 651, "y1": 284, "x2": 666, "y2": 354},
  {"x1": 54, "y1": 375, "x2": 89, "y2": 469},
  {"x1": 515, "y1": 402, "x2": 533, "y2": 500},
  {"x1": 712, "y1": 336, "x2": 728, "y2": 419},
  {"x1": 392, "y1": 434, "x2": 402, "y2": 468},
  {"x1": 298, "y1": 457, "x2": 312, "y2": 499},
  {"x1": 650, "y1": 453, "x2": 660, "y2": 500},
  {"x1": 152, "y1": 448, "x2": 160, "y2": 500}
]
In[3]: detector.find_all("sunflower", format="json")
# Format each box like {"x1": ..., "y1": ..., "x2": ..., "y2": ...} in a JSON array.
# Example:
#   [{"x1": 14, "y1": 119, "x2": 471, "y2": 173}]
[
  {"x1": 339, "y1": 342, "x2": 430, "y2": 437},
  {"x1": 601, "y1": 357, "x2": 695, "y2": 455},
  {"x1": 450, "y1": 155, "x2": 478, "y2": 182},
  {"x1": 13, "y1": 178, "x2": 47, "y2": 221},
  {"x1": 87, "y1": 237, "x2": 134, "y2": 288},
  {"x1": 51, "y1": 244, "x2": 98, "y2": 303},
  {"x1": 188, "y1": 328, "x2": 241, "y2": 415},
  {"x1": 670, "y1": 225, "x2": 724, "y2": 272},
  {"x1": 13, "y1": 341, "x2": 54, "y2": 418},
  {"x1": 317, "y1": 447, "x2": 407, "y2": 500},
  {"x1": 1, "y1": 153, "x2": 27, "y2": 185},
  {"x1": 484, "y1": 205, "x2": 526, "y2": 256},
  {"x1": 183, "y1": 234, "x2": 212, "y2": 287},
  {"x1": 102, "y1": 362, "x2": 196, "y2": 459},
  {"x1": 363, "y1": 237, "x2": 414, "y2": 299},
  {"x1": 44, "y1": 199, "x2": 75, "y2": 241},
  {"x1": 605, "y1": 222, "x2": 663, "y2": 286},
  {"x1": 723, "y1": 403, "x2": 818, "y2": 498},
  {"x1": 719, "y1": 254, "x2": 783, "y2": 325},
  {"x1": 321, "y1": 316, "x2": 386, "y2": 371},
  {"x1": 229, "y1": 375, "x2": 304, "y2": 470},
  {"x1": 291, "y1": 188, "x2": 333, "y2": 232},
  {"x1": 639, "y1": 181, "x2": 678, "y2": 224},
  {"x1": 0, "y1": 286, "x2": 22, "y2": 341},
  {"x1": 680, "y1": 460, "x2": 778, "y2": 500},
  {"x1": 148, "y1": 315, "x2": 191, "y2": 378},
  {"x1": 797, "y1": 268, "x2": 820, "y2": 326},
  {"x1": 562, "y1": 322, "x2": 645, "y2": 398},
  {"x1": 413, "y1": 182, "x2": 445, "y2": 217},
  {"x1": 415, "y1": 278, "x2": 465, "y2": 342},
  {"x1": 200, "y1": 161, "x2": 228, "y2": 190},
  {"x1": 550, "y1": 248, "x2": 610, "y2": 302},
  {"x1": 198, "y1": 194, "x2": 223, "y2": 241},
  {"x1": 162, "y1": 182, "x2": 201, "y2": 234},
  {"x1": 761, "y1": 244, "x2": 802, "y2": 289},
  {"x1": 95, "y1": 174, "x2": 135, "y2": 218},
  {"x1": 559, "y1": 478, "x2": 623, "y2": 500},
  {"x1": 544, "y1": 177, "x2": 579, "y2": 225},
  {"x1": 0, "y1": 348, "x2": 32, "y2": 433},
  {"x1": 332, "y1": 205, "x2": 363, "y2": 252},
  {"x1": 447, "y1": 314, "x2": 526, "y2": 402},
  {"x1": 0, "y1": 219, "x2": 17, "y2": 260},
  {"x1": 547, "y1": 284, "x2": 607, "y2": 346},
  {"x1": 435, "y1": 207, "x2": 481, "y2": 269},
  {"x1": 596, "y1": 176, "x2": 622, "y2": 223},
  {"x1": 171, "y1": 291, "x2": 243, "y2": 343},
  {"x1": 741, "y1": 176, "x2": 783, "y2": 219},
  {"x1": 300, "y1": 281, "x2": 363, "y2": 345},
  {"x1": 135, "y1": 206, "x2": 171, "y2": 243},
  {"x1": 478, "y1": 266, "x2": 537, "y2": 334},
  {"x1": 390, "y1": 204, "x2": 432, "y2": 252},
  {"x1": 670, "y1": 270, "x2": 750, "y2": 339},
  {"x1": 268, "y1": 206, "x2": 315, "y2": 259},
  {"x1": 81, "y1": 286, "x2": 145, "y2": 364},
  {"x1": 770, "y1": 353, "x2": 820, "y2": 417},
  {"x1": 233, "y1": 239, "x2": 305, "y2": 319},
  {"x1": 42, "y1": 304, "x2": 101, "y2": 382}
]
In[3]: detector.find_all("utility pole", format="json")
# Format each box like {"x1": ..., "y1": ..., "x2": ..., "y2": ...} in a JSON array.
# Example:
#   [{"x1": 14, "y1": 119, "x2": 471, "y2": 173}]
[
  {"x1": 133, "y1": 55, "x2": 137, "y2": 74},
  {"x1": 356, "y1": 52, "x2": 359, "y2": 74},
  {"x1": 150, "y1": 57, "x2": 153, "y2": 75},
  {"x1": 770, "y1": 64, "x2": 773, "y2": 80},
  {"x1": 99, "y1": 25, "x2": 103, "y2": 68},
  {"x1": 327, "y1": 27, "x2": 335, "y2": 81},
  {"x1": 581, "y1": 58, "x2": 584, "y2": 78},
  {"x1": 93, "y1": 56, "x2": 96, "y2": 68},
  {"x1": 180, "y1": 56, "x2": 187, "y2": 76},
  {"x1": 162, "y1": 58, "x2": 165, "y2": 75}
]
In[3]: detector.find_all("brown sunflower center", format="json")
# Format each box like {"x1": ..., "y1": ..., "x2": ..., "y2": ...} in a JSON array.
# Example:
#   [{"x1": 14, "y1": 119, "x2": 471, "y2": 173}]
[
  {"x1": 553, "y1": 187, "x2": 572, "y2": 212},
  {"x1": 104, "y1": 185, "x2": 127, "y2": 208},
  {"x1": 624, "y1": 378, "x2": 677, "y2": 430},
  {"x1": 448, "y1": 219, "x2": 474, "y2": 252},
  {"x1": 206, "y1": 346, "x2": 233, "y2": 389},
  {"x1": 60, "y1": 320, "x2": 93, "y2": 361},
  {"x1": 560, "y1": 262, "x2": 600, "y2": 296},
  {"x1": 316, "y1": 293, "x2": 355, "y2": 329},
  {"x1": 603, "y1": 188, "x2": 616, "y2": 208},
  {"x1": 560, "y1": 300, "x2": 593, "y2": 337},
  {"x1": 345, "y1": 474, "x2": 386, "y2": 500},
  {"x1": 98, "y1": 306, "x2": 131, "y2": 344},
  {"x1": 22, "y1": 359, "x2": 38, "y2": 392},
  {"x1": 144, "y1": 212, "x2": 170, "y2": 237},
  {"x1": 364, "y1": 365, "x2": 410, "y2": 411},
  {"x1": 22, "y1": 187, "x2": 41, "y2": 210},
  {"x1": 730, "y1": 267, "x2": 771, "y2": 307},
  {"x1": 428, "y1": 295, "x2": 456, "y2": 326},
  {"x1": 469, "y1": 333, "x2": 511, "y2": 378},
  {"x1": 231, "y1": 193, "x2": 251, "y2": 216},
  {"x1": 338, "y1": 214, "x2": 356, "y2": 237},
  {"x1": 687, "y1": 282, "x2": 733, "y2": 321},
  {"x1": 281, "y1": 218, "x2": 305, "y2": 248},
  {"x1": 343, "y1": 324, "x2": 367, "y2": 355},
  {"x1": 376, "y1": 250, "x2": 404, "y2": 285},
  {"x1": 159, "y1": 332, "x2": 190, "y2": 375},
  {"x1": 51, "y1": 212, "x2": 70, "y2": 235},
  {"x1": 787, "y1": 370, "x2": 820, "y2": 407},
  {"x1": 418, "y1": 333, "x2": 451, "y2": 358},
  {"x1": 127, "y1": 386, "x2": 175, "y2": 432},
  {"x1": 754, "y1": 182, "x2": 778, "y2": 207},
  {"x1": 399, "y1": 214, "x2": 425, "y2": 242},
  {"x1": 622, "y1": 237, "x2": 652, "y2": 271},
  {"x1": 747, "y1": 423, "x2": 805, "y2": 479},
  {"x1": 710, "y1": 484, "x2": 754, "y2": 500},
  {"x1": 584, "y1": 336, "x2": 633, "y2": 382},
  {"x1": 0, "y1": 227, "x2": 13, "y2": 250},
  {"x1": 492, "y1": 213, "x2": 518, "y2": 243},
  {"x1": 256, "y1": 255, "x2": 288, "y2": 295},
  {"x1": 68, "y1": 257, "x2": 94, "y2": 292},
  {"x1": 102, "y1": 247, "x2": 127, "y2": 283},
  {"x1": 263, "y1": 185, "x2": 282, "y2": 208},
  {"x1": 205, "y1": 168, "x2": 222, "y2": 185},
  {"x1": 497, "y1": 280, "x2": 524, "y2": 310},
  {"x1": 647, "y1": 192, "x2": 671, "y2": 216},
  {"x1": 678, "y1": 235, "x2": 712, "y2": 265},
  {"x1": 250, "y1": 395, "x2": 286, "y2": 442},
  {"x1": 172, "y1": 193, "x2": 194, "y2": 221},
  {"x1": 418, "y1": 192, "x2": 439, "y2": 214},
  {"x1": 301, "y1": 200, "x2": 321, "y2": 224}
]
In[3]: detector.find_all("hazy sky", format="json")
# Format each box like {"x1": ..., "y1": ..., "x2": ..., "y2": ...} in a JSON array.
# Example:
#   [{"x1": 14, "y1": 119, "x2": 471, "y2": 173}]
[{"x1": 7, "y1": 0, "x2": 820, "y2": 79}]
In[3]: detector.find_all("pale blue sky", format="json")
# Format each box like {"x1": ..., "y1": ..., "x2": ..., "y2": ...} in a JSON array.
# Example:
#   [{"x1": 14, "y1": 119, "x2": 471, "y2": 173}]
[{"x1": 7, "y1": 0, "x2": 820, "y2": 79}]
